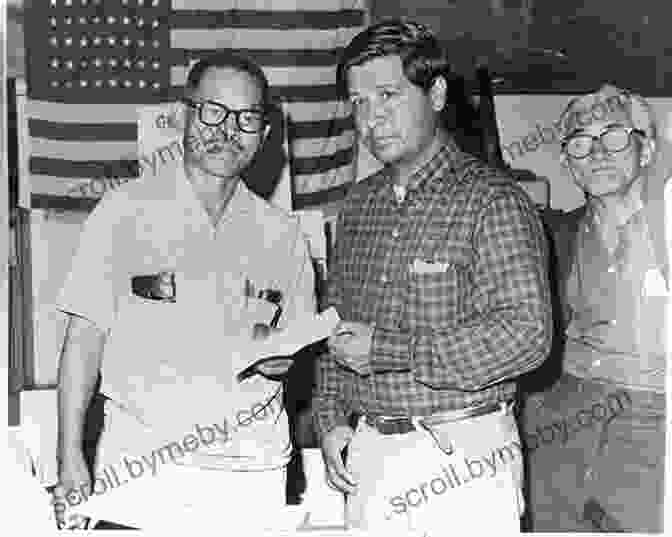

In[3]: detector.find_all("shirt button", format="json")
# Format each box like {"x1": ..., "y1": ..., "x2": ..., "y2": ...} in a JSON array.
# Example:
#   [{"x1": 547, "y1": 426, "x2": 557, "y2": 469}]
[
  {"x1": 584, "y1": 467, "x2": 595, "y2": 481},
  {"x1": 391, "y1": 228, "x2": 400, "y2": 239}
]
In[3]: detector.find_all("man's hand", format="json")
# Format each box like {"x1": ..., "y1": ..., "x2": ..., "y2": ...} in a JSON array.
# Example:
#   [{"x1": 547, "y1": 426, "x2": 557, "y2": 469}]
[
  {"x1": 321, "y1": 425, "x2": 357, "y2": 494},
  {"x1": 328, "y1": 321, "x2": 374, "y2": 376},
  {"x1": 53, "y1": 450, "x2": 91, "y2": 530}
]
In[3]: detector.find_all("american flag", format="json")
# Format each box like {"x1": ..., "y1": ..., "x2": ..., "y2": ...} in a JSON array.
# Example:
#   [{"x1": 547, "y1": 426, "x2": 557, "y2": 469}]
[{"x1": 24, "y1": 0, "x2": 367, "y2": 215}]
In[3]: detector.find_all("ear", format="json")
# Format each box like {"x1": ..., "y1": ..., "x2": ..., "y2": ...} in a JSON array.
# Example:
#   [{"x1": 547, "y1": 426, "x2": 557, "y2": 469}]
[
  {"x1": 167, "y1": 100, "x2": 190, "y2": 133},
  {"x1": 429, "y1": 75, "x2": 448, "y2": 112}
]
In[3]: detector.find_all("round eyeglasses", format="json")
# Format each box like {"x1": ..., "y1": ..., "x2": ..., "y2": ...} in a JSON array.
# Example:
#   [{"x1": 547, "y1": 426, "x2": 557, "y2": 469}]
[
  {"x1": 562, "y1": 126, "x2": 645, "y2": 159},
  {"x1": 183, "y1": 98, "x2": 267, "y2": 133}
]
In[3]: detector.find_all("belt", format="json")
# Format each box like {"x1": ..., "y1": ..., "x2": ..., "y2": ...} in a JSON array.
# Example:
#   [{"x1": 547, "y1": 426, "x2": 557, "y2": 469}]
[{"x1": 363, "y1": 401, "x2": 506, "y2": 436}]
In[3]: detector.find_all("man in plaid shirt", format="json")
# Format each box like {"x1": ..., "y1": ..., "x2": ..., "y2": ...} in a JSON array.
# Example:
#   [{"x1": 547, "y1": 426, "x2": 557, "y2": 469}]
[{"x1": 312, "y1": 20, "x2": 553, "y2": 534}]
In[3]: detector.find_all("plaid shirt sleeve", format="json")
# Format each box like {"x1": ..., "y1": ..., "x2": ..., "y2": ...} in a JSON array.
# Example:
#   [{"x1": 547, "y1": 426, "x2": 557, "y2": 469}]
[
  {"x1": 312, "y1": 208, "x2": 352, "y2": 437},
  {"x1": 416, "y1": 189, "x2": 553, "y2": 390}
]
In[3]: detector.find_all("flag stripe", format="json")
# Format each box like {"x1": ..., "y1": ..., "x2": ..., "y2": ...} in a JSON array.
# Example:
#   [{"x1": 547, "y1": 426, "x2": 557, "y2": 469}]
[
  {"x1": 25, "y1": 101, "x2": 141, "y2": 124},
  {"x1": 30, "y1": 157, "x2": 138, "y2": 180},
  {"x1": 27, "y1": 88, "x2": 170, "y2": 105},
  {"x1": 29, "y1": 175, "x2": 131, "y2": 198},
  {"x1": 28, "y1": 119, "x2": 137, "y2": 142},
  {"x1": 31, "y1": 194, "x2": 98, "y2": 211},
  {"x1": 171, "y1": 0, "x2": 367, "y2": 12},
  {"x1": 169, "y1": 48, "x2": 342, "y2": 67},
  {"x1": 293, "y1": 181, "x2": 351, "y2": 210},
  {"x1": 293, "y1": 131, "x2": 354, "y2": 158},
  {"x1": 288, "y1": 115, "x2": 353, "y2": 139},
  {"x1": 171, "y1": 9, "x2": 365, "y2": 30},
  {"x1": 170, "y1": 28, "x2": 361, "y2": 51},
  {"x1": 170, "y1": 64, "x2": 337, "y2": 88},
  {"x1": 292, "y1": 146, "x2": 353, "y2": 176},
  {"x1": 282, "y1": 100, "x2": 350, "y2": 122},
  {"x1": 28, "y1": 138, "x2": 138, "y2": 162}
]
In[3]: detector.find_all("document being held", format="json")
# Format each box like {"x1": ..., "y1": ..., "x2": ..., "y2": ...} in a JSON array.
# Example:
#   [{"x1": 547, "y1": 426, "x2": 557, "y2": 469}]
[{"x1": 238, "y1": 307, "x2": 341, "y2": 382}]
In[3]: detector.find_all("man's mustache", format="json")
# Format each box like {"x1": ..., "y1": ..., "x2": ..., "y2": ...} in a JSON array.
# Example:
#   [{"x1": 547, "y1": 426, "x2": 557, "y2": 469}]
[{"x1": 188, "y1": 124, "x2": 243, "y2": 153}]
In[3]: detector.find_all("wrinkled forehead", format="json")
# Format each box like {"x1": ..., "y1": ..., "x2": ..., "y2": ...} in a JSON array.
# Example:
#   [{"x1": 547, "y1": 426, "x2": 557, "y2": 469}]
[{"x1": 561, "y1": 91, "x2": 633, "y2": 137}]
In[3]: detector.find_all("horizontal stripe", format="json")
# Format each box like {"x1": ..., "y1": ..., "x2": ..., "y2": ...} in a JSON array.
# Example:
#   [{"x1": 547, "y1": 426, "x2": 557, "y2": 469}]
[
  {"x1": 31, "y1": 194, "x2": 98, "y2": 211},
  {"x1": 288, "y1": 115, "x2": 353, "y2": 139},
  {"x1": 29, "y1": 174, "x2": 127, "y2": 199},
  {"x1": 171, "y1": 0, "x2": 367, "y2": 12},
  {"x1": 170, "y1": 64, "x2": 336, "y2": 88},
  {"x1": 282, "y1": 100, "x2": 351, "y2": 122},
  {"x1": 170, "y1": 27, "x2": 361, "y2": 51},
  {"x1": 26, "y1": 87, "x2": 168, "y2": 105},
  {"x1": 29, "y1": 157, "x2": 138, "y2": 180},
  {"x1": 292, "y1": 131, "x2": 354, "y2": 158},
  {"x1": 28, "y1": 138, "x2": 138, "y2": 162},
  {"x1": 171, "y1": 9, "x2": 364, "y2": 30},
  {"x1": 293, "y1": 180, "x2": 352, "y2": 210},
  {"x1": 170, "y1": 48, "x2": 343, "y2": 67},
  {"x1": 28, "y1": 119, "x2": 137, "y2": 142},
  {"x1": 161, "y1": 84, "x2": 338, "y2": 102},
  {"x1": 292, "y1": 146, "x2": 354, "y2": 177},
  {"x1": 168, "y1": 82, "x2": 338, "y2": 103},
  {"x1": 293, "y1": 160, "x2": 353, "y2": 194},
  {"x1": 275, "y1": 84, "x2": 340, "y2": 103},
  {"x1": 25, "y1": 101, "x2": 142, "y2": 123}
]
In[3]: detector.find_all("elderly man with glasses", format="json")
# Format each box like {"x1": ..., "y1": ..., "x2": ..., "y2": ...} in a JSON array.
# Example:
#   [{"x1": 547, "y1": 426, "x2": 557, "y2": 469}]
[
  {"x1": 521, "y1": 85, "x2": 669, "y2": 532},
  {"x1": 53, "y1": 52, "x2": 315, "y2": 531}
]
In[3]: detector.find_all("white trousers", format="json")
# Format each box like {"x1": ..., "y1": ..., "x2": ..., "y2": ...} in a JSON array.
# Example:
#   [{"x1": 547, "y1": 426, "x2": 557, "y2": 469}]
[
  {"x1": 345, "y1": 403, "x2": 524, "y2": 535},
  {"x1": 76, "y1": 414, "x2": 303, "y2": 532}
]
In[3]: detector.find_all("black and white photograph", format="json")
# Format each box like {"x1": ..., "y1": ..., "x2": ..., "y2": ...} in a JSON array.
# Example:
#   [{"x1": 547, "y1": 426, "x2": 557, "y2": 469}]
[{"x1": 5, "y1": 1, "x2": 670, "y2": 534}]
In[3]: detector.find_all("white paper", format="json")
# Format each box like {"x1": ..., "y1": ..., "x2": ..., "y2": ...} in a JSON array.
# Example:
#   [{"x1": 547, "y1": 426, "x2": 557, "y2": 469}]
[
  {"x1": 248, "y1": 307, "x2": 340, "y2": 362},
  {"x1": 292, "y1": 209, "x2": 327, "y2": 260}
]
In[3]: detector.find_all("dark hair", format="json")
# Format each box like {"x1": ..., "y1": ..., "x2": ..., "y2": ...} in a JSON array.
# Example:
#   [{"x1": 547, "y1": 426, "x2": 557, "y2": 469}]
[
  {"x1": 185, "y1": 51, "x2": 271, "y2": 111},
  {"x1": 336, "y1": 19, "x2": 452, "y2": 98}
]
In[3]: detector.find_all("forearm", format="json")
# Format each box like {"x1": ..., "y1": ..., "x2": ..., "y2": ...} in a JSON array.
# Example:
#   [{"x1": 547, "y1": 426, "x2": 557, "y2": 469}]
[
  {"x1": 426, "y1": 303, "x2": 552, "y2": 390},
  {"x1": 57, "y1": 315, "x2": 105, "y2": 459}
]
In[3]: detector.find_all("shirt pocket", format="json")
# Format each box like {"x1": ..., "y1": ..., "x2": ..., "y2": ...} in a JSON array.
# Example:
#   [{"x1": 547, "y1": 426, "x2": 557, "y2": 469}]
[
  {"x1": 108, "y1": 289, "x2": 183, "y2": 362},
  {"x1": 405, "y1": 259, "x2": 470, "y2": 330}
]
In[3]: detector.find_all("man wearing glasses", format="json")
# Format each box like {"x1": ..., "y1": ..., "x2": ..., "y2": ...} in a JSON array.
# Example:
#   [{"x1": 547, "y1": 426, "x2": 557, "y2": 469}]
[
  {"x1": 54, "y1": 53, "x2": 315, "y2": 531},
  {"x1": 522, "y1": 85, "x2": 668, "y2": 532}
]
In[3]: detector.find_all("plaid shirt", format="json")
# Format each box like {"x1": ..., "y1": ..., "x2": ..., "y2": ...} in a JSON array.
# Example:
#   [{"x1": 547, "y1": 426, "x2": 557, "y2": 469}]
[{"x1": 313, "y1": 137, "x2": 553, "y2": 436}]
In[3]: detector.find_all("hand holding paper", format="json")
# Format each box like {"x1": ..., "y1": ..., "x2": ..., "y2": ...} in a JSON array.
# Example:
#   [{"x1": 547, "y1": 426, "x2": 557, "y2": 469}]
[
  {"x1": 328, "y1": 321, "x2": 374, "y2": 376},
  {"x1": 237, "y1": 307, "x2": 340, "y2": 382}
]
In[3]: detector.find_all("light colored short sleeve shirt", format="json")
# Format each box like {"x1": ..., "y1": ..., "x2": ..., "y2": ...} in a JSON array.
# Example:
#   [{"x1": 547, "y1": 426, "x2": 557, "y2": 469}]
[{"x1": 57, "y1": 165, "x2": 315, "y2": 469}]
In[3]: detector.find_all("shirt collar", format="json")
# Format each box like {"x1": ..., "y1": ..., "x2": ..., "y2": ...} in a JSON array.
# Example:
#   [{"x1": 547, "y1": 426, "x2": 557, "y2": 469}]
[
  {"x1": 378, "y1": 133, "x2": 463, "y2": 200},
  {"x1": 175, "y1": 164, "x2": 255, "y2": 224},
  {"x1": 589, "y1": 180, "x2": 645, "y2": 231}
]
